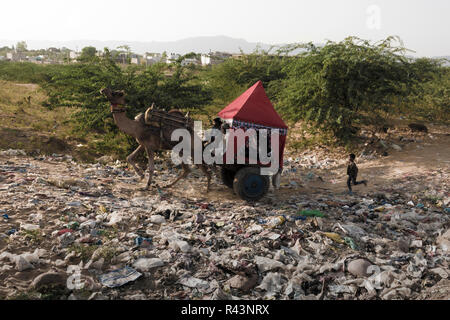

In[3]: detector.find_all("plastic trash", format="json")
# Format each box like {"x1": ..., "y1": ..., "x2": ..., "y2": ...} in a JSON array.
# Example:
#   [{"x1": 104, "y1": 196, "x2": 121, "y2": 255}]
[
  {"x1": 169, "y1": 240, "x2": 192, "y2": 253},
  {"x1": 99, "y1": 267, "x2": 142, "y2": 288},
  {"x1": 6, "y1": 229, "x2": 17, "y2": 235},
  {"x1": 135, "y1": 237, "x2": 152, "y2": 248},
  {"x1": 150, "y1": 215, "x2": 166, "y2": 224},
  {"x1": 297, "y1": 210, "x2": 325, "y2": 217},
  {"x1": 344, "y1": 237, "x2": 357, "y2": 250},
  {"x1": 286, "y1": 215, "x2": 307, "y2": 222},
  {"x1": 267, "y1": 216, "x2": 286, "y2": 228},
  {"x1": 58, "y1": 232, "x2": 75, "y2": 247},
  {"x1": 16, "y1": 256, "x2": 34, "y2": 271},
  {"x1": 133, "y1": 258, "x2": 164, "y2": 272},
  {"x1": 257, "y1": 218, "x2": 268, "y2": 224},
  {"x1": 255, "y1": 256, "x2": 285, "y2": 272},
  {"x1": 339, "y1": 224, "x2": 367, "y2": 238},
  {"x1": 0, "y1": 149, "x2": 26, "y2": 156},
  {"x1": 20, "y1": 223, "x2": 40, "y2": 231},
  {"x1": 256, "y1": 272, "x2": 285, "y2": 297},
  {"x1": 178, "y1": 276, "x2": 210, "y2": 290},
  {"x1": 198, "y1": 203, "x2": 210, "y2": 210},
  {"x1": 347, "y1": 259, "x2": 373, "y2": 277},
  {"x1": 322, "y1": 232, "x2": 345, "y2": 244},
  {"x1": 227, "y1": 274, "x2": 258, "y2": 292},
  {"x1": 67, "y1": 222, "x2": 79, "y2": 230},
  {"x1": 57, "y1": 228, "x2": 74, "y2": 236}
]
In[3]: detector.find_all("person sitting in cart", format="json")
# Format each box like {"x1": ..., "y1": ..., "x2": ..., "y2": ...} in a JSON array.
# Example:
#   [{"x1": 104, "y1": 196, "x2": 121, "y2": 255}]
[
  {"x1": 212, "y1": 117, "x2": 222, "y2": 131},
  {"x1": 209, "y1": 118, "x2": 223, "y2": 144}
]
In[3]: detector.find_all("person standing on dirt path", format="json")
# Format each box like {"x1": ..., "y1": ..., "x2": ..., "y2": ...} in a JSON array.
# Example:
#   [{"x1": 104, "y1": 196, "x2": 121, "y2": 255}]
[{"x1": 347, "y1": 153, "x2": 367, "y2": 194}]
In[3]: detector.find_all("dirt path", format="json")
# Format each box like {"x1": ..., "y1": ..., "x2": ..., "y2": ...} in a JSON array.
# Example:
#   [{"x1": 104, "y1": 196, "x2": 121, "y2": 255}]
[
  {"x1": 278, "y1": 126, "x2": 449, "y2": 198},
  {"x1": 164, "y1": 126, "x2": 449, "y2": 204}
]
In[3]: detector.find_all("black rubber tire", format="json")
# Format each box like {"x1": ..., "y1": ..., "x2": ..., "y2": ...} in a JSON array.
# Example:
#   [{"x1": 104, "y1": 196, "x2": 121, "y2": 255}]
[
  {"x1": 221, "y1": 167, "x2": 235, "y2": 188},
  {"x1": 233, "y1": 167, "x2": 270, "y2": 201}
]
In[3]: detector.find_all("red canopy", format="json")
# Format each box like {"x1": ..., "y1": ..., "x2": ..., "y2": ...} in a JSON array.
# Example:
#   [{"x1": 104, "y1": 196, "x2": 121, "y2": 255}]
[
  {"x1": 218, "y1": 81, "x2": 288, "y2": 169},
  {"x1": 218, "y1": 81, "x2": 287, "y2": 129}
]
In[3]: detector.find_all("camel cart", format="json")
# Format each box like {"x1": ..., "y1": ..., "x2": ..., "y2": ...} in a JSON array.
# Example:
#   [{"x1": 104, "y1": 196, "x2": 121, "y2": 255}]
[
  {"x1": 103, "y1": 82, "x2": 287, "y2": 202},
  {"x1": 216, "y1": 81, "x2": 288, "y2": 201}
]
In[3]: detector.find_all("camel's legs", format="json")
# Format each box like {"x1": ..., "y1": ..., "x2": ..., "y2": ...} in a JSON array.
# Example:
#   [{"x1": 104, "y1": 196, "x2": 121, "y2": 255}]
[
  {"x1": 198, "y1": 164, "x2": 211, "y2": 192},
  {"x1": 144, "y1": 147, "x2": 155, "y2": 190},
  {"x1": 164, "y1": 163, "x2": 191, "y2": 188},
  {"x1": 126, "y1": 145, "x2": 145, "y2": 180}
]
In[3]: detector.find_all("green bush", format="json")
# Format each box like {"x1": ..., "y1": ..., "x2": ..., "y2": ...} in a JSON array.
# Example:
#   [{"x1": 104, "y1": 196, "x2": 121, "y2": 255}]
[
  {"x1": 276, "y1": 37, "x2": 437, "y2": 139},
  {"x1": 402, "y1": 60, "x2": 449, "y2": 122},
  {"x1": 204, "y1": 48, "x2": 287, "y2": 105},
  {"x1": 0, "y1": 61, "x2": 60, "y2": 84}
]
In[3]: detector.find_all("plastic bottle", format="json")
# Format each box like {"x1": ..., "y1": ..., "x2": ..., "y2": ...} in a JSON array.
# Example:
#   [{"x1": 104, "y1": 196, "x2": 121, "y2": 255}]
[{"x1": 267, "y1": 216, "x2": 286, "y2": 228}]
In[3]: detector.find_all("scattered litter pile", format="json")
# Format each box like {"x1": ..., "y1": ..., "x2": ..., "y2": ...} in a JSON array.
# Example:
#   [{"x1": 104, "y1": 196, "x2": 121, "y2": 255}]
[{"x1": 0, "y1": 149, "x2": 449, "y2": 300}]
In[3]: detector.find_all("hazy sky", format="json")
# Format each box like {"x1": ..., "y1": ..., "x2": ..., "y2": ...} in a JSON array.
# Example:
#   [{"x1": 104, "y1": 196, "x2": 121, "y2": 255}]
[{"x1": 1, "y1": 0, "x2": 449, "y2": 56}]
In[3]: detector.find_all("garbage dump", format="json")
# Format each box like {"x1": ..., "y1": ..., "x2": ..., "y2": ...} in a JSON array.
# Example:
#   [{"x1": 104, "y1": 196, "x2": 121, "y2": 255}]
[{"x1": 0, "y1": 148, "x2": 449, "y2": 300}]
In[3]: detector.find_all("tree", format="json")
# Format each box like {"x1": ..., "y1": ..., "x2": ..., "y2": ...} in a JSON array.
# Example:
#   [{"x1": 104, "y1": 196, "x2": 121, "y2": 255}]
[
  {"x1": 205, "y1": 48, "x2": 286, "y2": 105},
  {"x1": 79, "y1": 46, "x2": 97, "y2": 62},
  {"x1": 16, "y1": 41, "x2": 27, "y2": 52},
  {"x1": 117, "y1": 45, "x2": 131, "y2": 64},
  {"x1": 42, "y1": 51, "x2": 212, "y2": 155},
  {"x1": 403, "y1": 58, "x2": 450, "y2": 121},
  {"x1": 183, "y1": 52, "x2": 199, "y2": 60},
  {"x1": 0, "y1": 46, "x2": 11, "y2": 56},
  {"x1": 276, "y1": 36, "x2": 423, "y2": 139}
]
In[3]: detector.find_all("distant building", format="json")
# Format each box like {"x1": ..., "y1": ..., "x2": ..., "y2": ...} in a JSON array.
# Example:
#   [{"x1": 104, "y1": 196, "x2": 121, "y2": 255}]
[
  {"x1": 69, "y1": 51, "x2": 80, "y2": 60},
  {"x1": 181, "y1": 58, "x2": 200, "y2": 66},
  {"x1": 144, "y1": 56, "x2": 162, "y2": 66},
  {"x1": 201, "y1": 51, "x2": 231, "y2": 66},
  {"x1": 166, "y1": 53, "x2": 180, "y2": 64},
  {"x1": 201, "y1": 54, "x2": 211, "y2": 66},
  {"x1": 115, "y1": 52, "x2": 128, "y2": 64},
  {"x1": 130, "y1": 54, "x2": 141, "y2": 64},
  {"x1": 29, "y1": 55, "x2": 44, "y2": 64},
  {"x1": 6, "y1": 51, "x2": 25, "y2": 61},
  {"x1": 145, "y1": 53, "x2": 162, "y2": 59},
  {"x1": 143, "y1": 53, "x2": 162, "y2": 65}
]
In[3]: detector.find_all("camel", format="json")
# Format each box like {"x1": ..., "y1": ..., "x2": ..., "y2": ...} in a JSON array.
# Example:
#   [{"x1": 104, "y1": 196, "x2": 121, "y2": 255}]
[{"x1": 100, "y1": 88, "x2": 211, "y2": 192}]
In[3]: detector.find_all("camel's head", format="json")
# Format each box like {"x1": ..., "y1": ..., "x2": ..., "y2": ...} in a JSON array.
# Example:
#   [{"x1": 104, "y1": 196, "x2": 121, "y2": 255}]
[{"x1": 100, "y1": 88, "x2": 126, "y2": 105}]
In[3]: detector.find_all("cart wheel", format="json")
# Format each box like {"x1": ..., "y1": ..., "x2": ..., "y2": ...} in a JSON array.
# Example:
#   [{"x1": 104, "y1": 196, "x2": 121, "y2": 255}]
[
  {"x1": 221, "y1": 167, "x2": 235, "y2": 188},
  {"x1": 233, "y1": 167, "x2": 270, "y2": 201}
]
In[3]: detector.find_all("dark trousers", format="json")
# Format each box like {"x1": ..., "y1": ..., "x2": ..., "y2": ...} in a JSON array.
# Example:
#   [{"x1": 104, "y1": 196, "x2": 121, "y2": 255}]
[{"x1": 347, "y1": 175, "x2": 364, "y2": 191}]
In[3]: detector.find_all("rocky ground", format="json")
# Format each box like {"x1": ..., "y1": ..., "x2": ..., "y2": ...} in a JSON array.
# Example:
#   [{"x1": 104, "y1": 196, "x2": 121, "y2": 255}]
[{"x1": 0, "y1": 126, "x2": 449, "y2": 300}]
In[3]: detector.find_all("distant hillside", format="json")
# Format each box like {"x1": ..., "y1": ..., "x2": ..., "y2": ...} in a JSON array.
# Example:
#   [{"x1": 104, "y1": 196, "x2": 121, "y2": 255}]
[{"x1": 0, "y1": 36, "x2": 276, "y2": 54}]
